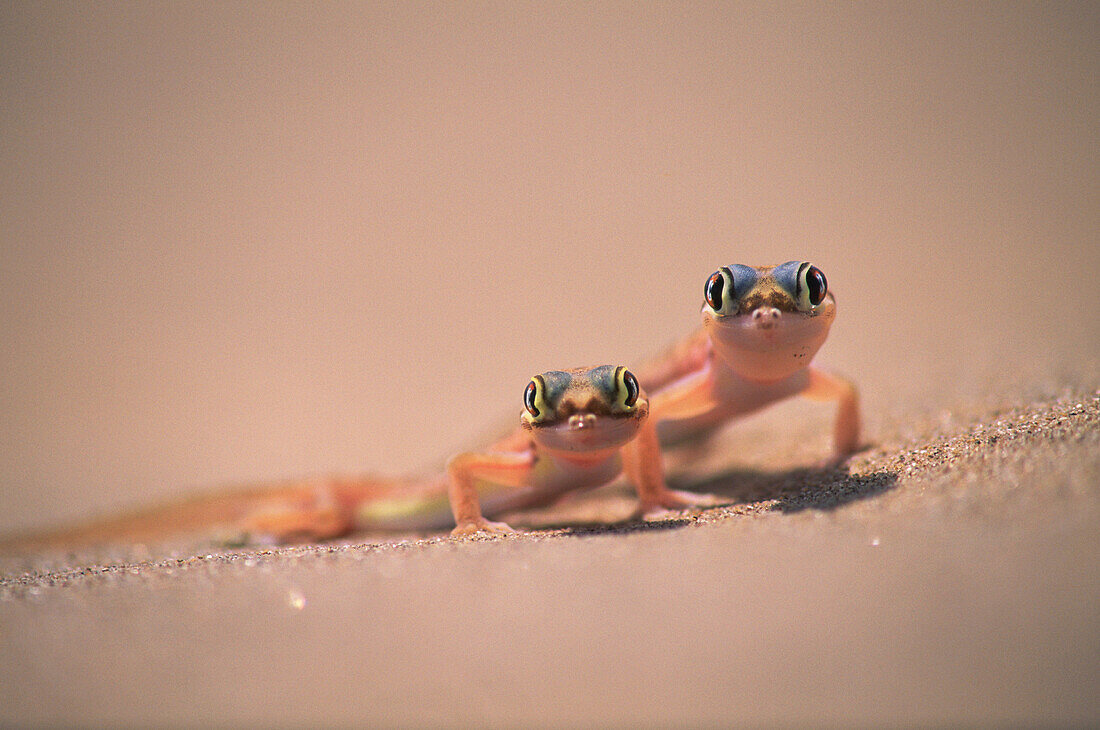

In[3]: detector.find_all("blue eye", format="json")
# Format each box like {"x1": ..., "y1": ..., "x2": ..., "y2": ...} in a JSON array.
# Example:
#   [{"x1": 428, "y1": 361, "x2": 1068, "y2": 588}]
[{"x1": 707, "y1": 265, "x2": 759, "y2": 315}]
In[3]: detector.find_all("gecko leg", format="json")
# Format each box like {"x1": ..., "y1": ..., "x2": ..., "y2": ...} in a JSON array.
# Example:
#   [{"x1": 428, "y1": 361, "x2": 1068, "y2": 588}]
[
  {"x1": 647, "y1": 360, "x2": 721, "y2": 422},
  {"x1": 238, "y1": 481, "x2": 354, "y2": 543},
  {"x1": 446, "y1": 450, "x2": 535, "y2": 537},
  {"x1": 801, "y1": 366, "x2": 861, "y2": 458},
  {"x1": 622, "y1": 417, "x2": 721, "y2": 519}
]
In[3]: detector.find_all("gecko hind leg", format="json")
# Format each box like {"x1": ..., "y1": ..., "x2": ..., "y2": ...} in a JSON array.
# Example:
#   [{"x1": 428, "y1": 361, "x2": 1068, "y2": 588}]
[{"x1": 235, "y1": 482, "x2": 355, "y2": 544}]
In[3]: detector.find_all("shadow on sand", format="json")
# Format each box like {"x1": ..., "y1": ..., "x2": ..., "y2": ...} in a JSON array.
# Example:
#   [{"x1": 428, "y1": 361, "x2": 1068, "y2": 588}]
[
  {"x1": 524, "y1": 462, "x2": 898, "y2": 540},
  {"x1": 678, "y1": 463, "x2": 898, "y2": 513}
]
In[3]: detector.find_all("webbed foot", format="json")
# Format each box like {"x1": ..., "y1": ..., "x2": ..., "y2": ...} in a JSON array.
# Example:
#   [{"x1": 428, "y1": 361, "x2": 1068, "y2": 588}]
[
  {"x1": 451, "y1": 519, "x2": 517, "y2": 538},
  {"x1": 639, "y1": 489, "x2": 722, "y2": 521},
  {"x1": 818, "y1": 441, "x2": 874, "y2": 471}
]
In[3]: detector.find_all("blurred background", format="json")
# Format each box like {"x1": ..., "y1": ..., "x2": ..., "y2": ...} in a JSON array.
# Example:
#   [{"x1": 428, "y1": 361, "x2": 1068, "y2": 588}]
[{"x1": 1, "y1": 2, "x2": 1096, "y2": 534}]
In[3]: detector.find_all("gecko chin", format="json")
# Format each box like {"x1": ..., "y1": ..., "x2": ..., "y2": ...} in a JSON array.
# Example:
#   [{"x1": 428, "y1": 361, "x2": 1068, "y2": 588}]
[
  {"x1": 531, "y1": 412, "x2": 644, "y2": 453},
  {"x1": 704, "y1": 296, "x2": 836, "y2": 382}
]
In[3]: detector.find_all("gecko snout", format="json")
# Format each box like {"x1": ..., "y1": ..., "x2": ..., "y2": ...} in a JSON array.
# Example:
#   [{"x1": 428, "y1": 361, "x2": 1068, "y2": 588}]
[
  {"x1": 568, "y1": 413, "x2": 597, "y2": 430},
  {"x1": 751, "y1": 307, "x2": 781, "y2": 329}
]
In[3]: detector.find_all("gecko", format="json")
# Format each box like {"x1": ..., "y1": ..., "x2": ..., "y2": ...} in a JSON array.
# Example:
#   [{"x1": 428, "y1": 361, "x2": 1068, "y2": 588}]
[
  {"x1": 4, "y1": 261, "x2": 849, "y2": 550},
  {"x1": 446, "y1": 364, "x2": 708, "y2": 536},
  {"x1": 635, "y1": 261, "x2": 860, "y2": 460},
  {"x1": 1, "y1": 365, "x2": 705, "y2": 548}
]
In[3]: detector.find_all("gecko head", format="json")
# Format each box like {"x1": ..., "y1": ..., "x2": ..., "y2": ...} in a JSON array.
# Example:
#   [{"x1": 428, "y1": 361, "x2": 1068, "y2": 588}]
[
  {"x1": 520, "y1": 366, "x2": 648, "y2": 453},
  {"x1": 701, "y1": 261, "x2": 836, "y2": 381}
]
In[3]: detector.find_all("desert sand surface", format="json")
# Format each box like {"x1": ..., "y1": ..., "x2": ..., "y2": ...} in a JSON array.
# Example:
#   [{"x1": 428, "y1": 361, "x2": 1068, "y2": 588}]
[
  {"x1": 2, "y1": 2, "x2": 1098, "y2": 727},
  {"x1": 2, "y1": 365, "x2": 1099, "y2": 727}
]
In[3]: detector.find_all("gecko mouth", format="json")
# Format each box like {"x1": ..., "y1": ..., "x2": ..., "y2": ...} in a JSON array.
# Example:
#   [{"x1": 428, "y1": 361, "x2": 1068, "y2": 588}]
[
  {"x1": 710, "y1": 302, "x2": 832, "y2": 350},
  {"x1": 704, "y1": 300, "x2": 835, "y2": 381},
  {"x1": 533, "y1": 412, "x2": 642, "y2": 452}
]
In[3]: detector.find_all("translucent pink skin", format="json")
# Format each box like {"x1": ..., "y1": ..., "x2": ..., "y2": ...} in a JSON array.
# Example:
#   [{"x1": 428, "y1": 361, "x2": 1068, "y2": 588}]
[
  {"x1": 703, "y1": 294, "x2": 836, "y2": 383},
  {"x1": 649, "y1": 289, "x2": 859, "y2": 458},
  {"x1": 447, "y1": 377, "x2": 712, "y2": 537},
  {"x1": 530, "y1": 408, "x2": 644, "y2": 454}
]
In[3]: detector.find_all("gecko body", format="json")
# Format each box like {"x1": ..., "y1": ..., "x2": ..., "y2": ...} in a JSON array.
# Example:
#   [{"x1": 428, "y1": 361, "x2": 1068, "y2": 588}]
[
  {"x1": 4, "y1": 365, "x2": 705, "y2": 547},
  {"x1": 445, "y1": 365, "x2": 708, "y2": 536},
  {"x1": 638, "y1": 261, "x2": 860, "y2": 458}
]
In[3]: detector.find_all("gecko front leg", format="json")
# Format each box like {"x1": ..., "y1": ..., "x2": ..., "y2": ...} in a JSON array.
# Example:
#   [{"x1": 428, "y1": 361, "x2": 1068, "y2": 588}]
[
  {"x1": 622, "y1": 417, "x2": 719, "y2": 519},
  {"x1": 801, "y1": 366, "x2": 861, "y2": 459},
  {"x1": 446, "y1": 449, "x2": 535, "y2": 536},
  {"x1": 647, "y1": 359, "x2": 720, "y2": 423}
]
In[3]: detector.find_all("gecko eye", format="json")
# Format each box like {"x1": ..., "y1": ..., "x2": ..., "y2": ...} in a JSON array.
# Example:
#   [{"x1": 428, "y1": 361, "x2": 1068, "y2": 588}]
[
  {"x1": 523, "y1": 375, "x2": 552, "y2": 423},
  {"x1": 704, "y1": 271, "x2": 724, "y2": 310},
  {"x1": 622, "y1": 370, "x2": 639, "y2": 407},
  {"x1": 524, "y1": 380, "x2": 541, "y2": 418},
  {"x1": 704, "y1": 268, "x2": 735, "y2": 315},
  {"x1": 614, "y1": 367, "x2": 640, "y2": 411},
  {"x1": 796, "y1": 263, "x2": 828, "y2": 310}
]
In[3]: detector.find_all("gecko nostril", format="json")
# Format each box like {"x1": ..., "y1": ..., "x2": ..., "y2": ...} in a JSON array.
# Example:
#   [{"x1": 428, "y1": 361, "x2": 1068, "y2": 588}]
[
  {"x1": 568, "y1": 414, "x2": 595, "y2": 430},
  {"x1": 751, "y1": 307, "x2": 781, "y2": 328}
]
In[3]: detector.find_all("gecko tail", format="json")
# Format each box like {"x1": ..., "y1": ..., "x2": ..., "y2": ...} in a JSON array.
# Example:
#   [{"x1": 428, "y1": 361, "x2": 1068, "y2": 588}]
[{"x1": 0, "y1": 473, "x2": 451, "y2": 552}]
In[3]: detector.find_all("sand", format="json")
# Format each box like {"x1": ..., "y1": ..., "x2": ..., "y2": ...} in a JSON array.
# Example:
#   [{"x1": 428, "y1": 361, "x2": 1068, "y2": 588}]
[
  {"x1": 2, "y1": 366, "x2": 1097, "y2": 726},
  {"x1": 2, "y1": 3, "x2": 1098, "y2": 726}
]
